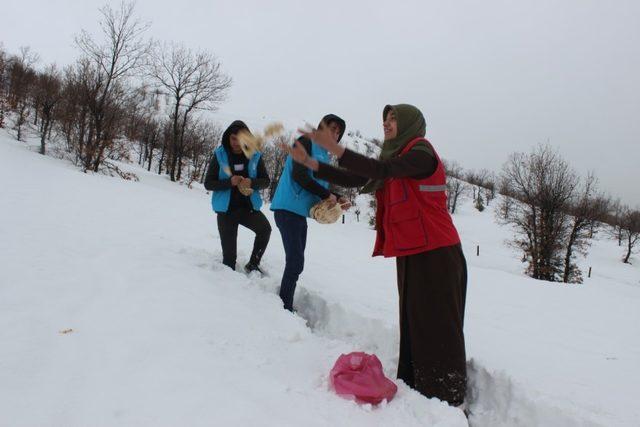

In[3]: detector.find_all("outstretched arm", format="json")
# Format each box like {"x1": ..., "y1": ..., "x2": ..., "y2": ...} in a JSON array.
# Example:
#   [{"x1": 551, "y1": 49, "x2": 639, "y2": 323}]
[
  {"x1": 315, "y1": 162, "x2": 369, "y2": 188},
  {"x1": 284, "y1": 135, "x2": 436, "y2": 181},
  {"x1": 337, "y1": 148, "x2": 437, "y2": 180}
]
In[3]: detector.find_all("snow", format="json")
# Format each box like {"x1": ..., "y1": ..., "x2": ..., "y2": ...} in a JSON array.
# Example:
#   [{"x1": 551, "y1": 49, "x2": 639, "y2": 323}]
[{"x1": 1, "y1": 129, "x2": 638, "y2": 426}]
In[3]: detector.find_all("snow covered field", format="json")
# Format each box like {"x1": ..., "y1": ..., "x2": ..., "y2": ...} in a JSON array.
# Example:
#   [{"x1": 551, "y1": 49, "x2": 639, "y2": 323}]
[{"x1": 1, "y1": 129, "x2": 638, "y2": 426}]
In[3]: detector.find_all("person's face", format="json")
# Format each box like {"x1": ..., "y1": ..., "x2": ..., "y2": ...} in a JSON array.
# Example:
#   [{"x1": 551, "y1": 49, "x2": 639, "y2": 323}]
[
  {"x1": 229, "y1": 133, "x2": 242, "y2": 154},
  {"x1": 319, "y1": 120, "x2": 341, "y2": 142},
  {"x1": 383, "y1": 110, "x2": 398, "y2": 140}
]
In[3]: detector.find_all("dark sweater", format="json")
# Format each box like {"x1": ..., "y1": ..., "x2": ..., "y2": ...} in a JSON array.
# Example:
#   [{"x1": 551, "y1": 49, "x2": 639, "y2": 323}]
[
  {"x1": 204, "y1": 149, "x2": 270, "y2": 211},
  {"x1": 315, "y1": 146, "x2": 438, "y2": 187}
]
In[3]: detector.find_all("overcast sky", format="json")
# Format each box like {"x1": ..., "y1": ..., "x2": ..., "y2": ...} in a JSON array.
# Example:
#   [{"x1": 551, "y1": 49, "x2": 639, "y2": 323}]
[{"x1": 2, "y1": 0, "x2": 639, "y2": 206}]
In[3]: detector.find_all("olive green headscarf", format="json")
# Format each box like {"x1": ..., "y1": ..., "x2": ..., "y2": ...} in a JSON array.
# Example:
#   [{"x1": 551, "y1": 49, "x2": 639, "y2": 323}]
[{"x1": 360, "y1": 104, "x2": 429, "y2": 193}]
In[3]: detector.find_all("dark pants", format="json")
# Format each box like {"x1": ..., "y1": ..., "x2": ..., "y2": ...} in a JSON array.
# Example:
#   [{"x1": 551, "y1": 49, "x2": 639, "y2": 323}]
[
  {"x1": 217, "y1": 208, "x2": 271, "y2": 270},
  {"x1": 274, "y1": 210, "x2": 307, "y2": 311},
  {"x1": 396, "y1": 244, "x2": 468, "y2": 406}
]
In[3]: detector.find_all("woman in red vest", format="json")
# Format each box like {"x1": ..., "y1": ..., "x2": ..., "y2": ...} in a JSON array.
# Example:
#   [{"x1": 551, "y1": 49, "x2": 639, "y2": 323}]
[{"x1": 289, "y1": 104, "x2": 467, "y2": 408}]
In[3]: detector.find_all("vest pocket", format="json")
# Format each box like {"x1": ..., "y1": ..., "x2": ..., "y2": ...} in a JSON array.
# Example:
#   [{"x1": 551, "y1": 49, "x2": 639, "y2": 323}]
[
  {"x1": 388, "y1": 179, "x2": 407, "y2": 205},
  {"x1": 390, "y1": 212, "x2": 427, "y2": 250},
  {"x1": 387, "y1": 179, "x2": 428, "y2": 251}
]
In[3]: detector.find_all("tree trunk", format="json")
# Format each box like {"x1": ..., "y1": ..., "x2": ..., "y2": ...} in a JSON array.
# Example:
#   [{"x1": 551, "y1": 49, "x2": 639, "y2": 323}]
[
  {"x1": 176, "y1": 152, "x2": 184, "y2": 181},
  {"x1": 16, "y1": 107, "x2": 26, "y2": 141},
  {"x1": 147, "y1": 147, "x2": 154, "y2": 171},
  {"x1": 89, "y1": 115, "x2": 104, "y2": 172},
  {"x1": 563, "y1": 230, "x2": 577, "y2": 283},
  {"x1": 169, "y1": 102, "x2": 181, "y2": 181},
  {"x1": 138, "y1": 140, "x2": 144, "y2": 165},
  {"x1": 158, "y1": 141, "x2": 166, "y2": 175},
  {"x1": 76, "y1": 110, "x2": 87, "y2": 160},
  {"x1": 40, "y1": 118, "x2": 49, "y2": 155},
  {"x1": 624, "y1": 237, "x2": 632, "y2": 264},
  {"x1": 93, "y1": 142, "x2": 105, "y2": 172}
]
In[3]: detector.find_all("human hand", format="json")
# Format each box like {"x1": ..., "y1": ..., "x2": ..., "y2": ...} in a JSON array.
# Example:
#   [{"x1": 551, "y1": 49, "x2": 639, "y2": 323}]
[
  {"x1": 297, "y1": 125, "x2": 339, "y2": 152},
  {"x1": 240, "y1": 177, "x2": 252, "y2": 188},
  {"x1": 279, "y1": 140, "x2": 319, "y2": 171},
  {"x1": 230, "y1": 175, "x2": 243, "y2": 186},
  {"x1": 325, "y1": 193, "x2": 338, "y2": 208},
  {"x1": 338, "y1": 196, "x2": 352, "y2": 211}
]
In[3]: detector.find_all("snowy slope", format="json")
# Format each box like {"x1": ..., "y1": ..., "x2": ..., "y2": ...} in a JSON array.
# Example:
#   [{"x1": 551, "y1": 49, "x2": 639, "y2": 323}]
[{"x1": 1, "y1": 129, "x2": 638, "y2": 427}]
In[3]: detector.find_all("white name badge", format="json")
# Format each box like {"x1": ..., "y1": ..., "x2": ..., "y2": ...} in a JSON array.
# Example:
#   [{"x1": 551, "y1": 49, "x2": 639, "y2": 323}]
[{"x1": 233, "y1": 164, "x2": 245, "y2": 172}]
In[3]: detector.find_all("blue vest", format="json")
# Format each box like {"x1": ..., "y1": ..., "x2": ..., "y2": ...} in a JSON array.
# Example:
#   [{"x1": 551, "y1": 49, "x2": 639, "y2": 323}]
[
  {"x1": 270, "y1": 142, "x2": 330, "y2": 217},
  {"x1": 211, "y1": 146, "x2": 263, "y2": 213}
]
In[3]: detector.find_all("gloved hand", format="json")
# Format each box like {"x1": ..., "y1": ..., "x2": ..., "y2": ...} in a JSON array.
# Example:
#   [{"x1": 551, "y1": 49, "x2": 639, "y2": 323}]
[{"x1": 310, "y1": 197, "x2": 343, "y2": 224}]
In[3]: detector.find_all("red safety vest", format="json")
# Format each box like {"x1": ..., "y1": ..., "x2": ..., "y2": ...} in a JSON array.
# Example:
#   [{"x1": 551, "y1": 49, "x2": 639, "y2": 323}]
[{"x1": 372, "y1": 138, "x2": 461, "y2": 258}]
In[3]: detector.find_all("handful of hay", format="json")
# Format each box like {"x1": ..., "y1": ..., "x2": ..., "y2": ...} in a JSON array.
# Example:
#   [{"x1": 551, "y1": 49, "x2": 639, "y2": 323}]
[
  {"x1": 310, "y1": 198, "x2": 344, "y2": 224},
  {"x1": 237, "y1": 180, "x2": 254, "y2": 196},
  {"x1": 236, "y1": 122, "x2": 285, "y2": 158}
]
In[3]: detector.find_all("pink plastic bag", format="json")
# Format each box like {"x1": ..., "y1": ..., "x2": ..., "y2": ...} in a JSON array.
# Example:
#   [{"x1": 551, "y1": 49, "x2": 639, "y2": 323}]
[{"x1": 330, "y1": 352, "x2": 398, "y2": 405}]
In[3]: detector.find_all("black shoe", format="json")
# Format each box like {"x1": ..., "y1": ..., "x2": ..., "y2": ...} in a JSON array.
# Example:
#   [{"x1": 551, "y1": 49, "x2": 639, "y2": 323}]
[{"x1": 244, "y1": 262, "x2": 264, "y2": 275}]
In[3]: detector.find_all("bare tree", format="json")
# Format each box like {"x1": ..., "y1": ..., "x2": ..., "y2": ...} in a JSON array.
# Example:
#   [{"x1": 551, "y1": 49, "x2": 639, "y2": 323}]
[
  {"x1": 33, "y1": 65, "x2": 62, "y2": 155},
  {"x1": 184, "y1": 119, "x2": 222, "y2": 185},
  {"x1": 588, "y1": 195, "x2": 611, "y2": 238},
  {"x1": 7, "y1": 53, "x2": 37, "y2": 141},
  {"x1": 156, "y1": 120, "x2": 172, "y2": 175},
  {"x1": 0, "y1": 44, "x2": 8, "y2": 128},
  {"x1": 149, "y1": 42, "x2": 231, "y2": 181},
  {"x1": 443, "y1": 159, "x2": 466, "y2": 214},
  {"x1": 74, "y1": 1, "x2": 150, "y2": 172},
  {"x1": 120, "y1": 85, "x2": 162, "y2": 166},
  {"x1": 465, "y1": 168, "x2": 494, "y2": 204},
  {"x1": 137, "y1": 117, "x2": 162, "y2": 171},
  {"x1": 621, "y1": 208, "x2": 640, "y2": 264},
  {"x1": 561, "y1": 173, "x2": 608, "y2": 283},
  {"x1": 443, "y1": 158, "x2": 463, "y2": 179},
  {"x1": 447, "y1": 177, "x2": 467, "y2": 214},
  {"x1": 56, "y1": 60, "x2": 93, "y2": 157},
  {"x1": 495, "y1": 175, "x2": 519, "y2": 221},
  {"x1": 479, "y1": 170, "x2": 497, "y2": 205},
  {"x1": 607, "y1": 199, "x2": 626, "y2": 246},
  {"x1": 500, "y1": 144, "x2": 578, "y2": 282}
]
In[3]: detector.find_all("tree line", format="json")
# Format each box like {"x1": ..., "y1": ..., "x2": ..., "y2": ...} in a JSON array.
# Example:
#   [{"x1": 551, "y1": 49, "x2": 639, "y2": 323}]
[
  {"x1": 441, "y1": 146, "x2": 639, "y2": 282},
  {"x1": 0, "y1": 2, "x2": 231, "y2": 184}
]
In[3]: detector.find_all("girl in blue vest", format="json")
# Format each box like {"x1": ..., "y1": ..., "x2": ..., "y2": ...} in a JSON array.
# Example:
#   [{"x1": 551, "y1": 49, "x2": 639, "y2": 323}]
[
  {"x1": 204, "y1": 121, "x2": 271, "y2": 274},
  {"x1": 270, "y1": 114, "x2": 348, "y2": 311}
]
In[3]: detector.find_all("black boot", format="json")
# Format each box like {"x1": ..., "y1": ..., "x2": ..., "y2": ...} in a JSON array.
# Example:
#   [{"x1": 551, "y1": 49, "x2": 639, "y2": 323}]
[
  {"x1": 244, "y1": 261, "x2": 264, "y2": 275},
  {"x1": 245, "y1": 249, "x2": 265, "y2": 274}
]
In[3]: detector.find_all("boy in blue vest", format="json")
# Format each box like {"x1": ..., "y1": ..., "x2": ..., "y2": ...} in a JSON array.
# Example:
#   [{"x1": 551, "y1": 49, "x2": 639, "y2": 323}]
[
  {"x1": 270, "y1": 114, "x2": 347, "y2": 311},
  {"x1": 204, "y1": 121, "x2": 271, "y2": 274}
]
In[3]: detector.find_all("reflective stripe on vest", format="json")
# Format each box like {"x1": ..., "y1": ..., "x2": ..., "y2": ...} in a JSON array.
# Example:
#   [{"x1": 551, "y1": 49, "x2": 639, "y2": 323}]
[{"x1": 419, "y1": 184, "x2": 448, "y2": 192}]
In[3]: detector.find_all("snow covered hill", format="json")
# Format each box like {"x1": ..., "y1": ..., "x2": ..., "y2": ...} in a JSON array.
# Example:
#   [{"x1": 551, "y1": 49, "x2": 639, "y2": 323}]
[{"x1": 1, "y1": 129, "x2": 638, "y2": 427}]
